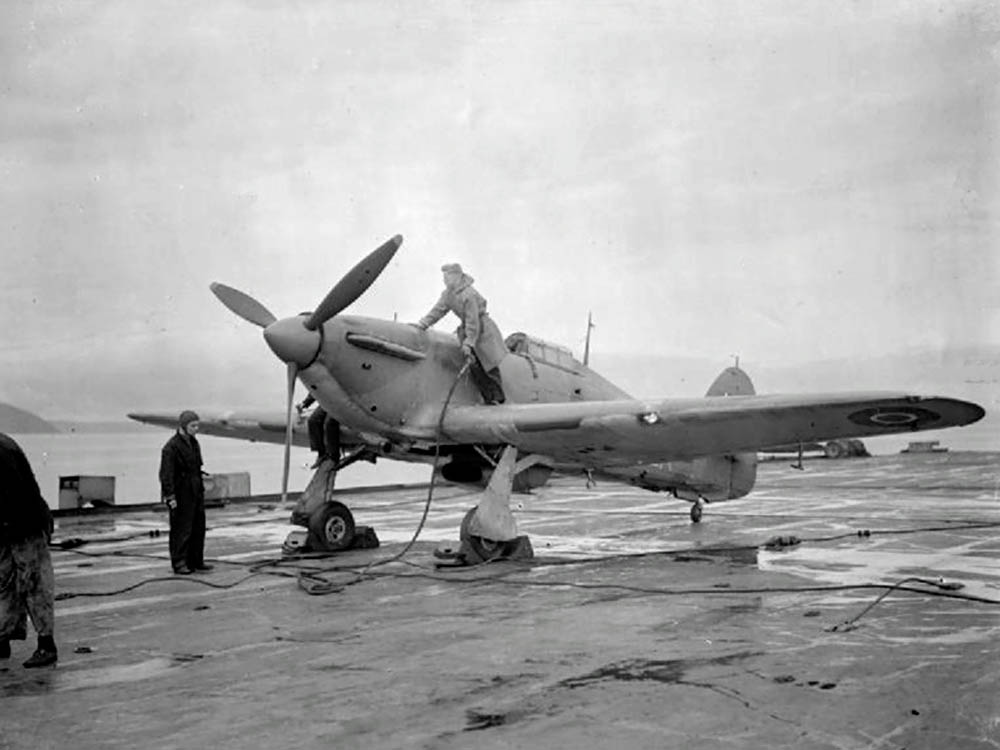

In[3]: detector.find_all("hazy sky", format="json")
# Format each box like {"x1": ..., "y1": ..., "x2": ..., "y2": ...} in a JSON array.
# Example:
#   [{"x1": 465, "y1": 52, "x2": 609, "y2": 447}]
[{"x1": 2, "y1": 0, "x2": 999, "y2": 416}]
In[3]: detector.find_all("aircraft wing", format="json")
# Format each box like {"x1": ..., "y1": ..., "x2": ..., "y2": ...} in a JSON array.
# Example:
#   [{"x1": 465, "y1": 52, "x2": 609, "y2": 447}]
[
  {"x1": 127, "y1": 410, "x2": 314, "y2": 448},
  {"x1": 438, "y1": 392, "x2": 984, "y2": 466},
  {"x1": 126, "y1": 410, "x2": 435, "y2": 467}
]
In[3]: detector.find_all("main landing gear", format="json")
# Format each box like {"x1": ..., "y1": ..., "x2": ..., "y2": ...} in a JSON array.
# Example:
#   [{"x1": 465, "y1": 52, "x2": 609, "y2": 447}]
[
  {"x1": 437, "y1": 445, "x2": 534, "y2": 566},
  {"x1": 690, "y1": 498, "x2": 705, "y2": 523},
  {"x1": 284, "y1": 449, "x2": 380, "y2": 554},
  {"x1": 284, "y1": 443, "x2": 533, "y2": 564}
]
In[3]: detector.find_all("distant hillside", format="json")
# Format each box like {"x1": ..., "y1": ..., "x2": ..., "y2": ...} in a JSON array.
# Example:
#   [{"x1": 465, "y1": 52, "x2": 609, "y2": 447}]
[
  {"x1": 1, "y1": 333, "x2": 281, "y2": 421},
  {"x1": 0, "y1": 403, "x2": 59, "y2": 434}
]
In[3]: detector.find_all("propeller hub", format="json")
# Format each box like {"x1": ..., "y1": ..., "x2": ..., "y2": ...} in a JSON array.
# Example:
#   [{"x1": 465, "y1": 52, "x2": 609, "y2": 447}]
[{"x1": 263, "y1": 316, "x2": 322, "y2": 367}]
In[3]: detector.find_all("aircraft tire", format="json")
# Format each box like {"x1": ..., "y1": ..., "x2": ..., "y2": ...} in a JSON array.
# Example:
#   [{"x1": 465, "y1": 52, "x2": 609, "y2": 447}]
[
  {"x1": 690, "y1": 501, "x2": 704, "y2": 523},
  {"x1": 308, "y1": 501, "x2": 356, "y2": 552},
  {"x1": 460, "y1": 507, "x2": 512, "y2": 563},
  {"x1": 846, "y1": 439, "x2": 868, "y2": 457},
  {"x1": 824, "y1": 441, "x2": 846, "y2": 459}
]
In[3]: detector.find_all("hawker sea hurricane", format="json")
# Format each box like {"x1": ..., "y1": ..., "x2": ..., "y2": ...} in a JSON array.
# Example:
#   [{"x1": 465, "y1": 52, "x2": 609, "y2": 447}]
[{"x1": 129, "y1": 236, "x2": 985, "y2": 560}]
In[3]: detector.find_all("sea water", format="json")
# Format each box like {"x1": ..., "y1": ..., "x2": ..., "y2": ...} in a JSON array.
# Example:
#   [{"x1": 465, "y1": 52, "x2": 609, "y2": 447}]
[
  {"x1": 11, "y1": 428, "x2": 432, "y2": 510},
  {"x1": 10, "y1": 418, "x2": 997, "y2": 510}
]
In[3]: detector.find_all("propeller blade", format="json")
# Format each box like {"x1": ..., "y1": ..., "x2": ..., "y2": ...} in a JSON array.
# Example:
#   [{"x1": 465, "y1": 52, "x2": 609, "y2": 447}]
[
  {"x1": 281, "y1": 362, "x2": 296, "y2": 504},
  {"x1": 304, "y1": 234, "x2": 402, "y2": 330},
  {"x1": 210, "y1": 283, "x2": 278, "y2": 328}
]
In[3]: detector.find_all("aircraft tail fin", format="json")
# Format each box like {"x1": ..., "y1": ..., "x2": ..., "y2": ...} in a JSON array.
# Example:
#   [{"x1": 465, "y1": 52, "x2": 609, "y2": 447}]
[{"x1": 705, "y1": 366, "x2": 756, "y2": 397}]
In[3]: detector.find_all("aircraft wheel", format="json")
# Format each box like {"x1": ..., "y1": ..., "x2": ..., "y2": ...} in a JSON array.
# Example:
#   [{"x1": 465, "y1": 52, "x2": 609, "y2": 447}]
[
  {"x1": 460, "y1": 507, "x2": 509, "y2": 562},
  {"x1": 690, "y1": 500, "x2": 704, "y2": 523},
  {"x1": 308, "y1": 501, "x2": 356, "y2": 552},
  {"x1": 824, "y1": 441, "x2": 845, "y2": 459}
]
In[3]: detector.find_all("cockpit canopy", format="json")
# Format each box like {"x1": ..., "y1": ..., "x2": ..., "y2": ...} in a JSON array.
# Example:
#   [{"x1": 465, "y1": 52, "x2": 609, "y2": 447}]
[{"x1": 505, "y1": 332, "x2": 579, "y2": 372}]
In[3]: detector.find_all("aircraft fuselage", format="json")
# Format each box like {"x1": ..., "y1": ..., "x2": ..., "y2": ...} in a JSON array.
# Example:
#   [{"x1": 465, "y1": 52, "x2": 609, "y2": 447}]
[{"x1": 297, "y1": 314, "x2": 629, "y2": 447}]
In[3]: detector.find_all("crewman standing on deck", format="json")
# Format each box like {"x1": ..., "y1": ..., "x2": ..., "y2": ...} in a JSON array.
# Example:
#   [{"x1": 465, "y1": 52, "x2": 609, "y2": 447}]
[
  {"x1": 159, "y1": 410, "x2": 213, "y2": 576},
  {"x1": 0, "y1": 432, "x2": 58, "y2": 668}
]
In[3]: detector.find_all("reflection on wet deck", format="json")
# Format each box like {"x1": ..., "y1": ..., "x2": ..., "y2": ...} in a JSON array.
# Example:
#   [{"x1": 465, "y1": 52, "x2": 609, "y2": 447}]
[{"x1": 2, "y1": 452, "x2": 998, "y2": 750}]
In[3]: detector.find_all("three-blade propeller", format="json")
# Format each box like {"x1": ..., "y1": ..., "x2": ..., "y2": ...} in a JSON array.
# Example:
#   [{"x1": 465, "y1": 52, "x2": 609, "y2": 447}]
[{"x1": 209, "y1": 235, "x2": 403, "y2": 503}]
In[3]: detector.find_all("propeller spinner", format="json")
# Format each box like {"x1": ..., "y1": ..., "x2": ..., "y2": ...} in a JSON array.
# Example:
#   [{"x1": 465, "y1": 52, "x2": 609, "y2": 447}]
[{"x1": 209, "y1": 234, "x2": 403, "y2": 502}]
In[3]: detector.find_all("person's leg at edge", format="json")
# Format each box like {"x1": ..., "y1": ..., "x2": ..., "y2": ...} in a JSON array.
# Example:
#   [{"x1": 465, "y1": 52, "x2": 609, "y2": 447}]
[{"x1": 19, "y1": 535, "x2": 57, "y2": 668}]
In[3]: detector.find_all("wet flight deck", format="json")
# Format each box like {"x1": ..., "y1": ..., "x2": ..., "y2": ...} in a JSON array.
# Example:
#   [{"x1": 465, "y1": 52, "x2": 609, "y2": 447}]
[{"x1": 2, "y1": 452, "x2": 999, "y2": 749}]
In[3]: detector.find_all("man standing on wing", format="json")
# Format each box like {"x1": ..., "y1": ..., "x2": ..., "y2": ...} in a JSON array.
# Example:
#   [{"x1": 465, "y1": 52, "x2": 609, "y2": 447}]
[{"x1": 415, "y1": 263, "x2": 507, "y2": 405}]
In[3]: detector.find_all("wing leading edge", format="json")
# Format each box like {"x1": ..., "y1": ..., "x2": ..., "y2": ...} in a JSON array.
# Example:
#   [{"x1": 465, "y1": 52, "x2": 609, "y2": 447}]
[
  {"x1": 439, "y1": 393, "x2": 985, "y2": 466},
  {"x1": 127, "y1": 410, "x2": 313, "y2": 448}
]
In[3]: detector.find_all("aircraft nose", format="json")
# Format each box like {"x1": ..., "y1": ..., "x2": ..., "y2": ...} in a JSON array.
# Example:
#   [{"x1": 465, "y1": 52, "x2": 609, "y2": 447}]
[{"x1": 263, "y1": 316, "x2": 321, "y2": 367}]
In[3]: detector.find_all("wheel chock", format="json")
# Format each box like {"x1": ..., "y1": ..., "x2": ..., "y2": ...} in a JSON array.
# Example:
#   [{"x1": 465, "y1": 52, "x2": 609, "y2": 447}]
[
  {"x1": 502, "y1": 535, "x2": 534, "y2": 561},
  {"x1": 433, "y1": 544, "x2": 461, "y2": 560},
  {"x1": 282, "y1": 525, "x2": 380, "y2": 556},
  {"x1": 435, "y1": 534, "x2": 535, "y2": 567},
  {"x1": 282, "y1": 529, "x2": 309, "y2": 555},
  {"x1": 351, "y1": 526, "x2": 380, "y2": 549}
]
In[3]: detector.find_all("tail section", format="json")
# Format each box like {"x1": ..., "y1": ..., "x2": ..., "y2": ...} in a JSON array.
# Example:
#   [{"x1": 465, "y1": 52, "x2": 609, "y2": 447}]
[
  {"x1": 605, "y1": 366, "x2": 760, "y2": 501},
  {"x1": 687, "y1": 366, "x2": 758, "y2": 501}
]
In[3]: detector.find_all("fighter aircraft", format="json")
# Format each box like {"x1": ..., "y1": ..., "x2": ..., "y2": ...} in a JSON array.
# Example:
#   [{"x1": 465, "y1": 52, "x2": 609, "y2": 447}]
[{"x1": 129, "y1": 235, "x2": 985, "y2": 560}]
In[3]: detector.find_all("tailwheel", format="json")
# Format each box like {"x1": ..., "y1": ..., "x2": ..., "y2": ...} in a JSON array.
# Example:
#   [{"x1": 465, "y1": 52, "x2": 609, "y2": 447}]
[
  {"x1": 308, "y1": 501, "x2": 356, "y2": 551},
  {"x1": 460, "y1": 507, "x2": 513, "y2": 563},
  {"x1": 690, "y1": 499, "x2": 704, "y2": 523}
]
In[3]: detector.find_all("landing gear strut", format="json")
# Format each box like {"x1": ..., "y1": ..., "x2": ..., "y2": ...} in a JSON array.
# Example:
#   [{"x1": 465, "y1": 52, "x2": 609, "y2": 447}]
[
  {"x1": 438, "y1": 445, "x2": 534, "y2": 566},
  {"x1": 285, "y1": 452, "x2": 380, "y2": 554}
]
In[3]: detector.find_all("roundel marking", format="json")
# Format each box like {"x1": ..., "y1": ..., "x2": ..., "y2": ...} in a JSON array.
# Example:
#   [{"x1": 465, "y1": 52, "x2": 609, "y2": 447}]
[
  {"x1": 847, "y1": 406, "x2": 941, "y2": 430},
  {"x1": 870, "y1": 412, "x2": 919, "y2": 425}
]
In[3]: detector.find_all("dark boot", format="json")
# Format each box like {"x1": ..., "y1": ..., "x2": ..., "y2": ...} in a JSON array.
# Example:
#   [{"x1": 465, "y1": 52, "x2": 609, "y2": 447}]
[
  {"x1": 23, "y1": 636, "x2": 57, "y2": 668},
  {"x1": 480, "y1": 367, "x2": 505, "y2": 404}
]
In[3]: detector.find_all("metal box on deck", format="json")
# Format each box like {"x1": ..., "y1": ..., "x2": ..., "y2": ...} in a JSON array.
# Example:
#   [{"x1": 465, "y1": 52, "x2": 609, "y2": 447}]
[
  {"x1": 203, "y1": 472, "x2": 251, "y2": 503},
  {"x1": 58, "y1": 475, "x2": 116, "y2": 509}
]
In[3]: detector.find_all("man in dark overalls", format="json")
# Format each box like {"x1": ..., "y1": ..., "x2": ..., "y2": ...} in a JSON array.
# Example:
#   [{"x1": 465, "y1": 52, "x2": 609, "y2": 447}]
[
  {"x1": 0, "y1": 432, "x2": 58, "y2": 668},
  {"x1": 159, "y1": 410, "x2": 212, "y2": 575}
]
